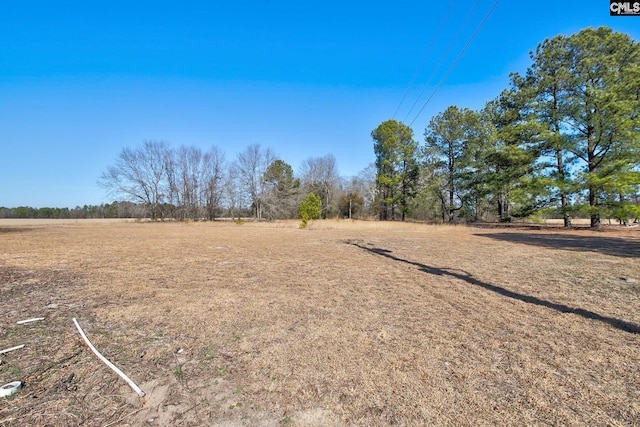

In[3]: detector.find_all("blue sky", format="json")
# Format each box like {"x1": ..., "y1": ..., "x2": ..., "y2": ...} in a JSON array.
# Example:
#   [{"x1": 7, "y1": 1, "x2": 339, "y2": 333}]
[{"x1": 1, "y1": 0, "x2": 638, "y2": 208}]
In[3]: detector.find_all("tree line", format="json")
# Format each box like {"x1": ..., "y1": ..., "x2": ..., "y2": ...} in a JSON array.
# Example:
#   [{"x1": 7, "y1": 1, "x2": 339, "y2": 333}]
[
  {"x1": 98, "y1": 141, "x2": 375, "y2": 221},
  {"x1": 373, "y1": 27, "x2": 639, "y2": 227},
  {"x1": 0, "y1": 202, "x2": 145, "y2": 219},
  {"x1": 6, "y1": 27, "x2": 635, "y2": 227}
]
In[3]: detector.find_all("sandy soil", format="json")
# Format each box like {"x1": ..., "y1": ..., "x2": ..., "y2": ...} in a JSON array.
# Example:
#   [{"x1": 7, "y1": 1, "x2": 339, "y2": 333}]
[{"x1": 0, "y1": 220, "x2": 638, "y2": 426}]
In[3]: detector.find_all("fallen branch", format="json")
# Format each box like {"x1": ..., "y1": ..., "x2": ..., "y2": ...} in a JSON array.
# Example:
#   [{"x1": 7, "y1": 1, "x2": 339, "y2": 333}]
[{"x1": 72, "y1": 318, "x2": 145, "y2": 397}]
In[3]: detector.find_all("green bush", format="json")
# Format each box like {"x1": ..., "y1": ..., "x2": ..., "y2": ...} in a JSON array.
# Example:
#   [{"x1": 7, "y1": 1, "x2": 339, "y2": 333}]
[{"x1": 298, "y1": 192, "x2": 321, "y2": 228}]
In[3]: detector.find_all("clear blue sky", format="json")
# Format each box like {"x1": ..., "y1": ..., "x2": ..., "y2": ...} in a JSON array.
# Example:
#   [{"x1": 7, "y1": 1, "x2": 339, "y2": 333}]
[{"x1": 1, "y1": 0, "x2": 638, "y2": 208}]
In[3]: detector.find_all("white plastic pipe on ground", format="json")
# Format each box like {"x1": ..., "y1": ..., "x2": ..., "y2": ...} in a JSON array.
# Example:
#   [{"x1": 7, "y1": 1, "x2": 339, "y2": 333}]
[
  {"x1": 0, "y1": 345, "x2": 24, "y2": 355},
  {"x1": 72, "y1": 318, "x2": 145, "y2": 397},
  {"x1": 16, "y1": 317, "x2": 45, "y2": 325}
]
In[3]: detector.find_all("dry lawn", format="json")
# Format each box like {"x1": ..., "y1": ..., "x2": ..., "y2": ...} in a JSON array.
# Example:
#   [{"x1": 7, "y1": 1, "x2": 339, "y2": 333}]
[{"x1": 0, "y1": 219, "x2": 639, "y2": 426}]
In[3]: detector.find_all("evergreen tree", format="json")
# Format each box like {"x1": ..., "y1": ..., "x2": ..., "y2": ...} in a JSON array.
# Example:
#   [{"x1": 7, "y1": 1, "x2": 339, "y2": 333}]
[
  {"x1": 525, "y1": 27, "x2": 640, "y2": 227},
  {"x1": 263, "y1": 159, "x2": 300, "y2": 219},
  {"x1": 371, "y1": 120, "x2": 419, "y2": 220},
  {"x1": 424, "y1": 106, "x2": 481, "y2": 223}
]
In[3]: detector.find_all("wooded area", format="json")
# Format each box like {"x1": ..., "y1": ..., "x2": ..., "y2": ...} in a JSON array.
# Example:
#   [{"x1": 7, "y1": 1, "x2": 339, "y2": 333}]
[
  {"x1": 3, "y1": 27, "x2": 637, "y2": 227},
  {"x1": 373, "y1": 27, "x2": 640, "y2": 227},
  {"x1": 95, "y1": 141, "x2": 371, "y2": 222}
]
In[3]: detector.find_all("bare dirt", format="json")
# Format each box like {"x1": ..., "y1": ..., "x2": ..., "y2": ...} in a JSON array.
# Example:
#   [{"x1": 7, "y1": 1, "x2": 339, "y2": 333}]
[{"x1": 0, "y1": 219, "x2": 639, "y2": 426}]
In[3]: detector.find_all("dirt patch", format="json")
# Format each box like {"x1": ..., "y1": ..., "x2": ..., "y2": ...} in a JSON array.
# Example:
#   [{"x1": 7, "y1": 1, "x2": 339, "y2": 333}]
[{"x1": 1, "y1": 220, "x2": 639, "y2": 426}]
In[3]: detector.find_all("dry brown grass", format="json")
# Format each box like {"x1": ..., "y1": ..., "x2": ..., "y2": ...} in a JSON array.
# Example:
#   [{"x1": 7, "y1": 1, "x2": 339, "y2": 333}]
[{"x1": 0, "y1": 219, "x2": 639, "y2": 426}]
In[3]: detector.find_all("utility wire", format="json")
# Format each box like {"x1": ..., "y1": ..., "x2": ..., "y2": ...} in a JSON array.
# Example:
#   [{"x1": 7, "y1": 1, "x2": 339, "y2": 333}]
[
  {"x1": 409, "y1": 0, "x2": 500, "y2": 127},
  {"x1": 402, "y1": 0, "x2": 482, "y2": 124},
  {"x1": 392, "y1": 0, "x2": 456, "y2": 120}
]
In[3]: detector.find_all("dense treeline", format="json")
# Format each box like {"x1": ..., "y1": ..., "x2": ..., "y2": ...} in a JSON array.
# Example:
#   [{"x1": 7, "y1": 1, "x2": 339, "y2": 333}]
[
  {"x1": 373, "y1": 27, "x2": 640, "y2": 227},
  {"x1": 0, "y1": 202, "x2": 258, "y2": 220},
  {"x1": 6, "y1": 27, "x2": 636, "y2": 227},
  {"x1": 0, "y1": 202, "x2": 145, "y2": 219}
]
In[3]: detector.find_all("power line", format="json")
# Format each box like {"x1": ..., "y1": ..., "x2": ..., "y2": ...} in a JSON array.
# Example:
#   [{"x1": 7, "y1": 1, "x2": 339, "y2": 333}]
[
  {"x1": 402, "y1": 0, "x2": 482, "y2": 124},
  {"x1": 391, "y1": 0, "x2": 456, "y2": 120},
  {"x1": 408, "y1": 0, "x2": 500, "y2": 128}
]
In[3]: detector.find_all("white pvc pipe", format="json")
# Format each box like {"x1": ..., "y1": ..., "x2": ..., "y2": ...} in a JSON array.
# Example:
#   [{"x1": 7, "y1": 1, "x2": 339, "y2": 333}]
[
  {"x1": 16, "y1": 317, "x2": 45, "y2": 325},
  {"x1": 0, "y1": 345, "x2": 25, "y2": 355},
  {"x1": 72, "y1": 318, "x2": 145, "y2": 397}
]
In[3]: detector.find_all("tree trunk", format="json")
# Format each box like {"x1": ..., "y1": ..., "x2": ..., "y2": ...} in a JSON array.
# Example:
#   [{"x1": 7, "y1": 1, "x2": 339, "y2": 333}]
[
  {"x1": 561, "y1": 194, "x2": 571, "y2": 227},
  {"x1": 553, "y1": 150, "x2": 570, "y2": 227},
  {"x1": 549, "y1": 88, "x2": 572, "y2": 228},
  {"x1": 587, "y1": 127, "x2": 599, "y2": 228},
  {"x1": 448, "y1": 188, "x2": 455, "y2": 223},
  {"x1": 378, "y1": 193, "x2": 386, "y2": 221},
  {"x1": 474, "y1": 195, "x2": 479, "y2": 222},
  {"x1": 504, "y1": 196, "x2": 510, "y2": 219},
  {"x1": 589, "y1": 188, "x2": 600, "y2": 227}
]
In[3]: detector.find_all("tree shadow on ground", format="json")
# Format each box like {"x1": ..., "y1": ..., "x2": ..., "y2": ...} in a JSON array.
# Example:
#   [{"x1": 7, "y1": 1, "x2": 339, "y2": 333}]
[
  {"x1": 350, "y1": 242, "x2": 640, "y2": 335},
  {"x1": 475, "y1": 232, "x2": 640, "y2": 258}
]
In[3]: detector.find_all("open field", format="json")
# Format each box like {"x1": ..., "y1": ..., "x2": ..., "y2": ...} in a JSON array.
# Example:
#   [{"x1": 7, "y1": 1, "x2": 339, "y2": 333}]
[{"x1": 0, "y1": 220, "x2": 639, "y2": 426}]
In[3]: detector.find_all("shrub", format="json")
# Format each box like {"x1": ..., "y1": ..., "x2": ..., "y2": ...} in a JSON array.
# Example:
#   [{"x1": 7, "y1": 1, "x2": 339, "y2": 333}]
[{"x1": 298, "y1": 193, "x2": 322, "y2": 228}]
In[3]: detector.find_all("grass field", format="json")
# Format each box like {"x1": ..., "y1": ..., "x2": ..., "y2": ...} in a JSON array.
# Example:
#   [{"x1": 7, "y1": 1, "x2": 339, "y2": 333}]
[{"x1": 0, "y1": 219, "x2": 639, "y2": 426}]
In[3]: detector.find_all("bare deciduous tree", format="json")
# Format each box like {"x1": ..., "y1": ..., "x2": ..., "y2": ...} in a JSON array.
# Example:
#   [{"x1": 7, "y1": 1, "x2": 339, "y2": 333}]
[
  {"x1": 338, "y1": 167, "x2": 375, "y2": 219},
  {"x1": 299, "y1": 154, "x2": 340, "y2": 218},
  {"x1": 164, "y1": 145, "x2": 226, "y2": 220},
  {"x1": 234, "y1": 144, "x2": 276, "y2": 220},
  {"x1": 99, "y1": 140, "x2": 169, "y2": 220},
  {"x1": 355, "y1": 163, "x2": 377, "y2": 216},
  {"x1": 202, "y1": 146, "x2": 226, "y2": 220}
]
